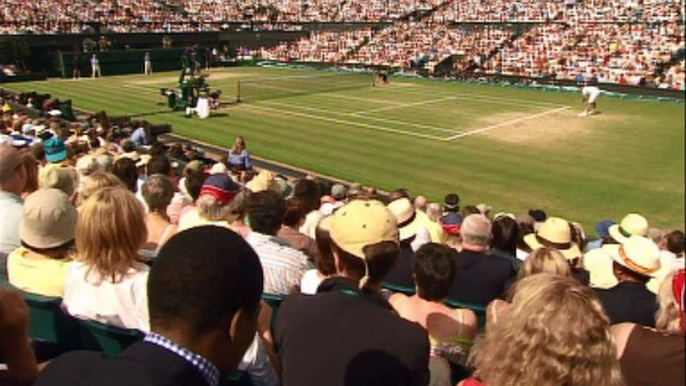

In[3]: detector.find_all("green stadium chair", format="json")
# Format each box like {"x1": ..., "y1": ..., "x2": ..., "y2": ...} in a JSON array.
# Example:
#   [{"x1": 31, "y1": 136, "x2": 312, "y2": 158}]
[
  {"x1": 77, "y1": 318, "x2": 144, "y2": 356},
  {"x1": 261, "y1": 293, "x2": 284, "y2": 329},
  {"x1": 381, "y1": 282, "x2": 415, "y2": 296},
  {"x1": 444, "y1": 298, "x2": 487, "y2": 332},
  {"x1": 20, "y1": 291, "x2": 81, "y2": 358}
]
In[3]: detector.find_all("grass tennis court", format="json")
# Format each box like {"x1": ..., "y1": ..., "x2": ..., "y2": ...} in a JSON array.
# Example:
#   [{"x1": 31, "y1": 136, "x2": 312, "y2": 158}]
[{"x1": 5, "y1": 67, "x2": 685, "y2": 230}]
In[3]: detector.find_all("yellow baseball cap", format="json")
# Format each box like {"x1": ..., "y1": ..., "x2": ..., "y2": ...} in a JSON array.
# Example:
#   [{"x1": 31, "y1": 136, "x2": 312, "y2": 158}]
[{"x1": 329, "y1": 199, "x2": 399, "y2": 259}]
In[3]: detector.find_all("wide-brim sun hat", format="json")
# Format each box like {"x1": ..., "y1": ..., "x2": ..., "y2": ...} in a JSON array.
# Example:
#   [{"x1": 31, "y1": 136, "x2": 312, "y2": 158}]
[
  {"x1": 602, "y1": 235, "x2": 660, "y2": 277},
  {"x1": 524, "y1": 216, "x2": 581, "y2": 260},
  {"x1": 608, "y1": 213, "x2": 648, "y2": 244},
  {"x1": 387, "y1": 197, "x2": 423, "y2": 241}
]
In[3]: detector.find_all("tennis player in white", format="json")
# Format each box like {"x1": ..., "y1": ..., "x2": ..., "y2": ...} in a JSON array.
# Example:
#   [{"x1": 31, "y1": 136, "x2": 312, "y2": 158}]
[{"x1": 579, "y1": 83, "x2": 601, "y2": 117}]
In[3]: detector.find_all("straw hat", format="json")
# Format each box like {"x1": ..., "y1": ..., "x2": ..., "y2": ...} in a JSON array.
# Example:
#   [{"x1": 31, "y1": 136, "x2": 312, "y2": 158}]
[
  {"x1": 603, "y1": 235, "x2": 660, "y2": 277},
  {"x1": 20, "y1": 188, "x2": 77, "y2": 249},
  {"x1": 524, "y1": 217, "x2": 581, "y2": 260},
  {"x1": 246, "y1": 170, "x2": 275, "y2": 193},
  {"x1": 608, "y1": 213, "x2": 648, "y2": 244},
  {"x1": 387, "y1": 198, "x2": 424, "y2": 241}
]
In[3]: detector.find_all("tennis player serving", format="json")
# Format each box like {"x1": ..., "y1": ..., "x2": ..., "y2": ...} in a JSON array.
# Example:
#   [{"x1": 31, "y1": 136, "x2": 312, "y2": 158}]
[{"x1": 579, "y1": 82, "x2": 601, "y2": 117}]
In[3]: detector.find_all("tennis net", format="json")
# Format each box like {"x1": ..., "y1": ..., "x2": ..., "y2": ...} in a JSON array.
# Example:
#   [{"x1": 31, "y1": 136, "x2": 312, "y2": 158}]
[{"x1": 236, "y1": 71, "x2": 374, "y2": 103}]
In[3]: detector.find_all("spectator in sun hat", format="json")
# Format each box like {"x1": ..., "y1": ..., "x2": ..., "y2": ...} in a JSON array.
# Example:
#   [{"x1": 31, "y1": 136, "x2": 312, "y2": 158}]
[
  {"x1": 387, "y1": 197, "x2": 431, "y2": 288},
  {"x1": 524, "y1": 217, "x2": 591, "y2": 283},
  {"x1": 7, "y1": 188, "x2": 76, "y2": 297},
  {"x1": 447, "y1": 214, "x2": 516, "y2": 306},
  {"x1": 274, "y1": 199, "x2": 430, "y2": 386},
  {"x1": 43, "y1": 136, "x2": 68, "y2": 164},
  {"x1": 595, "y1": 235, "x2": 661, "y2": 327},
  {"x1": 585, "y1": 214, "x2": 650, "y2": 290},
  {"x1": 0, "y1": 143, "x2": 27, "y2": 255},
  {"x1": 177, "y1": 173, "x2": 242, "y2": 232},
  {"x1": 246, "y1": 169, "x2": 276, "y2": 193},
  {"x1": 524, "y1": 217, "x2": 582, "y2": 260},
  {"x1": 608, "y1": 213, "x2": 649, "y2": 244}
]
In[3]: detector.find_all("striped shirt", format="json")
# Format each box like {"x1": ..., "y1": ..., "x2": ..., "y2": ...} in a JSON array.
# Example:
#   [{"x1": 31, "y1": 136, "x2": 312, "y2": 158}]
[
  {"x1": 246, "y1": 232, "x2": 313, "y2": 295},
  {"x1": 144, "y1": 333, "x2": 219, "y2": 386}
]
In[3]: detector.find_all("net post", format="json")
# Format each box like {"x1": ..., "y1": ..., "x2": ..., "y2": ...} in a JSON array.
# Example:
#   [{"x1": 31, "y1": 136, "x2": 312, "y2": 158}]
[{"x1": 236, "y1": 81, "x2": 242, "y2": 103}]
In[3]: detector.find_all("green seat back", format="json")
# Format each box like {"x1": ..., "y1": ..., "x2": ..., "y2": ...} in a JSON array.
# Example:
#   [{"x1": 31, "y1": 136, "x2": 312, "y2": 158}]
[
  {"x1": 262, "y1": 293, "x2": 284, "y2": 328},
  {"x1": 381, "y1": 282, "x2": 415, "y2": 296},
  {"x1": 21, "y1": 291, "x2": 80, "y2": 348},
  {"x1": 77, "y1": 319, "x2": 144, "y2": 356}
]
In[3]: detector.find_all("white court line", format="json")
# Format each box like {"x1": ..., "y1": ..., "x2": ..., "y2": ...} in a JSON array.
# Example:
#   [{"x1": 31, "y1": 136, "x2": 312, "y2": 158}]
[
  {"x1": 259, "y1": 100, "x2": 457, "y2": 134},
  {"x1": 244, "y1": 104, "x2": 449, "y2": 141},
  {"x1": 380, "y1": 83, "x2": 568, "y2": 108},
  {"x1": 445, "y1": 106, "x2": 571, "y2": 141},
  {"x1": 350, "y1": 96, "x2": 457, "y2": 116},
  {"x1": 320, "y1": 92, "x2": 402, "y2": 105}
]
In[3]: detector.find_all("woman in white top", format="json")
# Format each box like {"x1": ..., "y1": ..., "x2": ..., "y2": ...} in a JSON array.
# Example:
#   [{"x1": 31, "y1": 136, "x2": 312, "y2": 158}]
[{"x1": 64, "y1": 186, "x2": 150, "y2": 331}]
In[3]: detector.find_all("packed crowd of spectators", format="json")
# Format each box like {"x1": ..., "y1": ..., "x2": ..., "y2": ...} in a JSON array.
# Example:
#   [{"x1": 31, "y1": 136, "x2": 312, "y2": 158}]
[
  {"x1": 0, "y1": 0, "x2": 446, "y2": 34},
  {"x1": 259, "y1": 29, "x2": 373, "y2": 63},
  {"x1": 478, "y1": 21, "x2": 685, "y2": 88},
  {"x1": 254, "y1": 0, "x2": 684, "y2": 88},
  {"x1": 1, "y1": 88, "x2": 685, "y2": 386}
]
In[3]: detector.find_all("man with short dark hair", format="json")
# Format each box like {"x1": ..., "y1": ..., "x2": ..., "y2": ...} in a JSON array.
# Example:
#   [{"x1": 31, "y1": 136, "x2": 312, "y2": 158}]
[
  {"x1": 34, "y1": 226, "x2": 264, "y2": 386},
  {"x1": 447, "y1": 214, "x2": 516, "y2": 306},
  {"x1": 274, "y1": 199, "x2": 430, "y2": 386},
  {"x1": 246, "y1": 190, "x2": 313, "y2": 294}
]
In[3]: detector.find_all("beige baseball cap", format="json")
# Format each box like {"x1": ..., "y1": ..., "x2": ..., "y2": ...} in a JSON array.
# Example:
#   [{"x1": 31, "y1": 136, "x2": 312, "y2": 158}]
[{"x1": 329, "y1": 199, "x2": 399, "y2": 259}]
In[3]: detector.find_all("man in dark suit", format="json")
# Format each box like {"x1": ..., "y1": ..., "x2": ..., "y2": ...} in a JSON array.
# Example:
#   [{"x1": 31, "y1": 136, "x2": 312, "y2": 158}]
[
  {"x1": 447, "y1": 214, "x2": 517, "y2": 306},
  {"x1": 595, "y1": 235, "x2": 661, "y2": 327},
  {"x1": 34, "y1": 226, "x2": 264, "y2": 386}
]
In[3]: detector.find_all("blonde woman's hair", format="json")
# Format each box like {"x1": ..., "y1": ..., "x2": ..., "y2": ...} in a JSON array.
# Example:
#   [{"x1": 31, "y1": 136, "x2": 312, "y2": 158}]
[
  {"x1": 656, "y1": 271, "x2": 681, "y2": 335},
  {"x1": 80, "y1": 171, "x2": 124, "y2": 203},
  {"x1": 76, "y1": 187, "x2": 147, "y2": 283},
  {"x1": 470, "y1": 274, "x2": 624, "y2": 386},
  {"x1": 521, "y1": 247, "x2": 572, "y2": 279}
]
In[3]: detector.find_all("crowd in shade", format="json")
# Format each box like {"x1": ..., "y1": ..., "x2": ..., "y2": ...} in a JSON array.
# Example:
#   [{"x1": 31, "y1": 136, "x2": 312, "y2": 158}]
[{"x1": 1, "y1": 88, "x2": 684, "y2": 386}]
